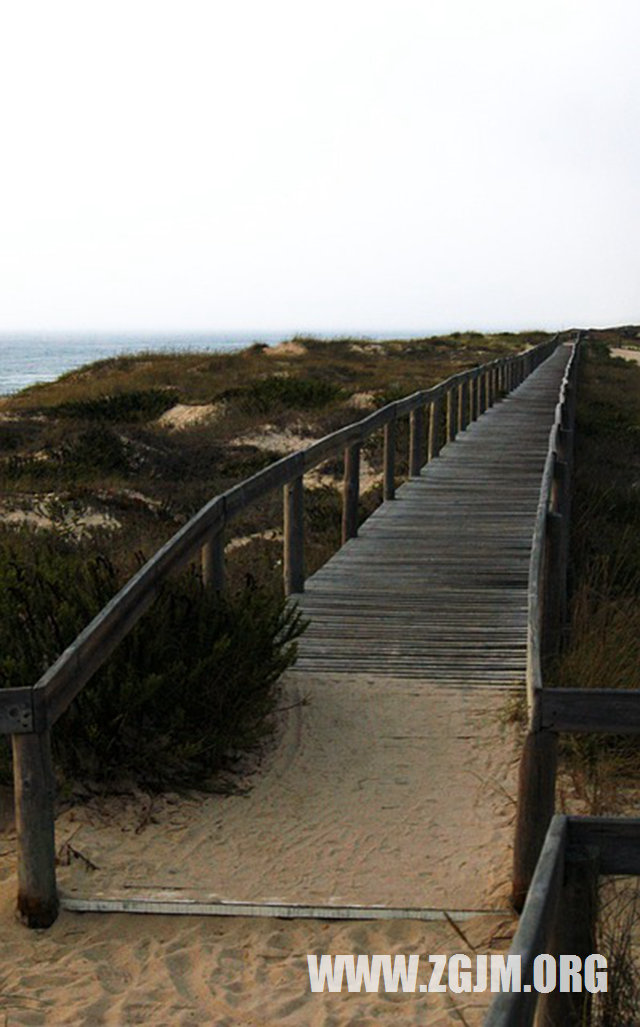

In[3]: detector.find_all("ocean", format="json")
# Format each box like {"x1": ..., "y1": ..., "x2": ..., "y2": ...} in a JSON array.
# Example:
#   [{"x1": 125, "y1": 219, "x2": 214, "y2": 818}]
[
  {"x1": 0, "y1": 332, "x2": 291, "y2": 396},
  {"x1": 0, "y1": 330, "x2": 429, "y2": 397}
]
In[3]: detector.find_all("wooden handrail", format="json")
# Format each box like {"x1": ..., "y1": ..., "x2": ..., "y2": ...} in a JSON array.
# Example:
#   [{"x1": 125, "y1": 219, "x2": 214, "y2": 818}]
[
  {"x1": 512, "y1": 334, "x2": 581, "y2": 910},
  {"x1": 486, "y1": 814, "x2": 640, "y2": 1026}
]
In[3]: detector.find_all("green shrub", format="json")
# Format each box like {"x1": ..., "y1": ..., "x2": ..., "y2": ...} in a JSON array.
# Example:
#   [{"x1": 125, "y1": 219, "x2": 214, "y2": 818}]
[
  {"x1": 48, "y1": 388, "x2": 178, "y2": 422},
  {"x1": 0, "y1": 530, "x2": 305, "y2": 787},
  {"x1": 219, "y1": 376, "x2": 343, "y2": 413}
]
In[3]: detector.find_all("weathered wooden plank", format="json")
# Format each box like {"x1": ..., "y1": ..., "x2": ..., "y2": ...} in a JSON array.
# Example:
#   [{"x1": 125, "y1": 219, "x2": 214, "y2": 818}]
[
  {"x1": 383, "y1": 417, "x2": 396, "y2": 500},
  {"x1": 12, "y1": 730, "x2": 59, "y2": 927},
  {"x1": 60, "y1": 893, "x2": 511, "y2": 921},
  {"x1": 541, "y1": 688, "x2": 640, "y2": 734},
  {"x1": 486, "y1": 815, "x2": 567, "y2": 1027},
  {"x1": 283, "y1": 476, "x2": 305, "y2": 595},
  {"x1": 223, "y1": 452, "x2": 301, "y2": 518},
  {"x1": 201, "y1": 530, "x2": 225, "y2": 592},
  {"x1": 569, "y1": 817, "x2": 640, "y2": 875},
  {"x1": 0, "y1": 688, "x2": 34, "y2": 736},
  {"x1": 342, "y1": 442, "x2": 361, "y2": 543}
]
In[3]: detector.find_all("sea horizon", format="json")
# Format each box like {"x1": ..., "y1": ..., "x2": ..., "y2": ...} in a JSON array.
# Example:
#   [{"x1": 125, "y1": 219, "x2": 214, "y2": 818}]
[{"x1": 0, "y1": 329, "x2": 445, "y2": 397}]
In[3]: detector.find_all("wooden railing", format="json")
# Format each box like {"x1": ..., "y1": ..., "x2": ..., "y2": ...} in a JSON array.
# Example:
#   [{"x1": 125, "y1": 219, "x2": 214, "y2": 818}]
[
  {"x1": 512, "y1": 333, "x2": 640, "y2": 912},
  {"x1": 487, "y1": 813, "x2": 640, "y2": 1026},
  {"x1": 511, "y1": 333, "x2": 581, "y2": 909},
  {"x1": 0, "y1": 336, "x2": 560, "y2": 927}
]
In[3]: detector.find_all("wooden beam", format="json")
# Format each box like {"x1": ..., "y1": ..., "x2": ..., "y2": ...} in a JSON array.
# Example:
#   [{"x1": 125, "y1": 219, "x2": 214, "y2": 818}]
[
  {"x1": 569, "y1": 817, "x2": 640, "y2": 875},
  {"x1": 12, "y1": 730, "x2": 59, "y2": 928},
  {"x1": 0, "y1": 688, "x2": 34, "y2": 736},
  {"x1": 383, "y1": 418, "x2": 396, "y2": 500},
  {"x1": 201, "y1": 530, "x2": 225, "y2": 592},
  {"x1": 342, "y1": 442, "x2": 361, "y2": 543},
  {"x1": 283, "y1": 475, "x2": 305, "y2": 595},
  {"x1": 541, "y1": 688, "x2": 640, "y2": 734},
  {"x1": 512, "y1": 728, "x2": 558, "y2": 912},
  {"x1": 487, "y1": 816, "x2": 568, "y2": 1027}
]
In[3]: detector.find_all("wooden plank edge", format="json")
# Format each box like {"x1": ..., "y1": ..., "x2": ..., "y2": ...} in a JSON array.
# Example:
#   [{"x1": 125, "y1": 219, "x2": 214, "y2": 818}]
[{"x1": 59, "y1": 894, "x2": 512, "y2": 922}]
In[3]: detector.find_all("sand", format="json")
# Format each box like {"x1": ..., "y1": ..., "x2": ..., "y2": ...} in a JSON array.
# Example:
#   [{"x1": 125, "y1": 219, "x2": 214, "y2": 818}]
[
  {"x1": 0, "y1": 673, "x2": 520, "y2": 1024},
  {"x1": 611, "y1": 346, "x2": 640, "y2": 366}
]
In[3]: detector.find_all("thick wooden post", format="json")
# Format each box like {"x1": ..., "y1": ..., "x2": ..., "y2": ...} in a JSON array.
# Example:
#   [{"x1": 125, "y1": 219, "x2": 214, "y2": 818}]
[
  {"x1": 283, "y1": 475, "x2": 304, "y2": 595},
  {"x1": 428, "y1": 398, "x2": 441, "y2": 459},
  {"x1": 409, "y1": 406, "x2": 425, "y2": 476},
  {"x1": 446, "y1": 388, "x2": 456, "y2": 442},
  {"x1": 457, "y1": 382, "x2": 466, "y2": 433},
  {"x1": 201, "y1": 531, "x2": 225, "y2": 592},
  {"x1": 539, "y1": 849, "x2": 598, "y2": 1027},
  {"x1": 383, "y1": 418, "x2": 396, "y2": 500},
  {"x1": 512, "y1": 728, "x2": 558, "y2": 911},
  {"x1": 487, "y1": 367, "x2": 495, "y2": 407},
  {"x1": 469, "y1": 373, "x2": 478, "y2": 421},
  {"x1": 478, "y1": 373, "x2": 487, "y2": 414},
  {"x1": 543, "y1": 511, "x2": 565, "y2": 663},
  {"x1": 342, "y1": 442, "x2": 360, "y2": 543},
  {"x1": 12, "y1": 730, "x2": 59, "y2": 928}
]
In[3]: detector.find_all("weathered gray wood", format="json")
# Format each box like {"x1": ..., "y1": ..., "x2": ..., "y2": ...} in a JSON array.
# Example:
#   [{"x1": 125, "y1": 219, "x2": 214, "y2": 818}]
[
  {"x1": 342, "y1": 442, "x2": 361, "y2": 543},
  {"x1": 223, "y1": 452, "x2": 301, "y2": 518},
  {"x1": 569, "y1": 817, "x2": 640, "y2": 874},
  {"x1": 383, "y1": 418, "x2": 396, "y2": 500},
  {"x1": 428, "y1": 397, "x2": 442, "y2": 459},
  {"x1": 541, "y1": 687, "x2": 640, "y2": 734},
  {"x1": 512, "y1": 728, "x2": 558, "y2": 912},
  {"x1": 0, "y1": 688, "x2": 34, "y2": 735},
  {"x1": 201, "y1": 530, "x2": 225, "y2": 592},
  {"x1": 409, "y1": 406, "x2": 425, "y2": 476},
  {"x1": 538, "y1": 845, "x2": 598, "y2": 1027},
  {"x1": 12, "y1": 730, "x2": 59, "y2": 927},
  {"x1": 60, "y1": 893, "x2": 509, "y2": 921},
  {"x1": 542, "y1": 510, "x2": 564, "y2": 662},
  {"x1": 302, "y1": 422, "x2": 362, "y2": 469},
  {"x1": 446, "y1": 387, "x2": 457, "y2": 442},
  {"x1": 283, "y1": 475, "x2": 304, "y2": 595},
  {"x1": 457, "y1": 381, "x2": 466, "y2": 432},
  {"x1": 486, "y1": 816, "x2": 568, "y2": 1027}
]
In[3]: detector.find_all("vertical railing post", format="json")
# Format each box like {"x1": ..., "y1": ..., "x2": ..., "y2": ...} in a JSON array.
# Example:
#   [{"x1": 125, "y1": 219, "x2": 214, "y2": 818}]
[
  {"x1": 12, "y1": 729, "x2": 59, "y2": 928},
  {"x1": 383, "y1": 416, "x2": 396, "y2": 500},
  {"x1": 539, "y1": 849, "x2": 599, "y2": 1027},
  {"x1": 428, "y1": 396, "x2": 442, "y2": 460},
  {"x1": 283, "y1": 474, "x2": 304, "y2": 595},
  {"x1": 342, "y1": 441, "x2": 361, "y2": 543},
  {"x1": 470, "y1": 372, "x2": 478, "y2": 421},
  {"x1": 446, "y1": 388, "x2": 456, "y2": 443},
  {"x1": 512, "y1": 725, "x2": 558, "y2": 911},
  {"x1": 457, "y1": 381, "x2": 466, "y2": 433},
  {"x1": 409, "y1": 405, "x2": 425, "y2": 476},
  {"x1": 201, "y1": 530, "x2": 225, "y2": 592}
]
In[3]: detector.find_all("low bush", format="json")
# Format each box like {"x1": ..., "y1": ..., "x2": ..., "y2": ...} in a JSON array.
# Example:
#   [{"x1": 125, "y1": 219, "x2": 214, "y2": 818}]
[
  {"x1": 48, "y1": 388, "x2": 178, "y2": 422},
  {"x1": 219, "y1": 376, "x2": 344, "y2": 413},
  {"x1": 0, "y1": 529, "x2": 305, "y2": 788}
]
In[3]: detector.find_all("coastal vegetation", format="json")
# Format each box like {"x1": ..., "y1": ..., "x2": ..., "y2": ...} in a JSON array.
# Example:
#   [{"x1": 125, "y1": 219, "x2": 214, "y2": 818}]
[
  {"x1": 552, "y1": 330, "x2": 640, "y2": 812},
  {"x1": 0, "y1": 330, "x2": 546, "y2": 788}
]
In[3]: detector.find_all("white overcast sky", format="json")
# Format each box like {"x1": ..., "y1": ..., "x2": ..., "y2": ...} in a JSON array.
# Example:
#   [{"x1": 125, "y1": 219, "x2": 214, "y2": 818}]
[{"x1": 1, "y1": 0, "x2": 638, "y2": 335}]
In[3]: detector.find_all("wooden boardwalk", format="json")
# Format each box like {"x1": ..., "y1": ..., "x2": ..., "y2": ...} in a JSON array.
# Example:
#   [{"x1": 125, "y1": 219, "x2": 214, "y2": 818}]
[
  {"x1": 52, "y1": 344, "x2": 574, "y2": 924},
  {"x1": 293, "y1": 343, "x2": 572, "y2": 685}
]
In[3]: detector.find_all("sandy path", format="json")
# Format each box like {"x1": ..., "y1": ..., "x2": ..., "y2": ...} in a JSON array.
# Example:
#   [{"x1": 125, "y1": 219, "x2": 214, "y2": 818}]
[
  {"x1": 51, "y1": 674, "x2": 519, "y2": 912},
  {"x1": 1, "y1": 672, "x2": 520, "y2": 1024},
  {"x1": 0, "y1": 887, "x2": 515, "y2": 1025}
]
